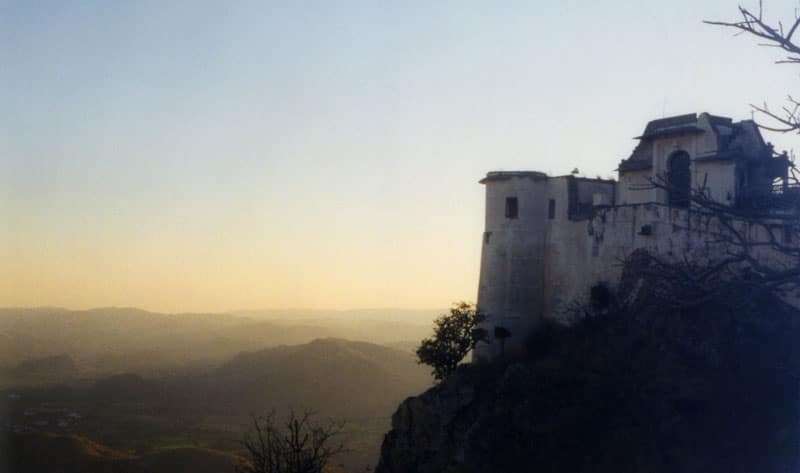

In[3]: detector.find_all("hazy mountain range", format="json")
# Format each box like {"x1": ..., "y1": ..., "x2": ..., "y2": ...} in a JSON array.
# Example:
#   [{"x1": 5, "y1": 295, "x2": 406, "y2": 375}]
[
  {"x1": 0, "y1": 306, "x2": 439, "y2": 383},
  {"x1": 0, "y1": 307, "x2": 437, "y2": 472},
  {"x1": 3, "y1": 337, "x2": 432, "y2": 472}
]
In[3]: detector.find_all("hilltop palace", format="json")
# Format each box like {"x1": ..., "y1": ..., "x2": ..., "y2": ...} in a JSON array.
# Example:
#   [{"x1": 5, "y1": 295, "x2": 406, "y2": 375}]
[{"x1": 474, "y1": 112, "x2": 796, "y2": 360}]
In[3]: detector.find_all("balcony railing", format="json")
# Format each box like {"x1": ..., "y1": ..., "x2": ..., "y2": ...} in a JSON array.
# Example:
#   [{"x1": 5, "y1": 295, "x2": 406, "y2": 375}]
[{"x1": 739, "y1": 183, "x2": 800, "y2": 213}]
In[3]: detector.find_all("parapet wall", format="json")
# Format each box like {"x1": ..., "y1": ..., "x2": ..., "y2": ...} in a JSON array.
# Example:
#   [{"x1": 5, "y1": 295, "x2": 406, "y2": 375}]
[{"x1": 476, "y1": 198, "x2": 797, "y2": 360}]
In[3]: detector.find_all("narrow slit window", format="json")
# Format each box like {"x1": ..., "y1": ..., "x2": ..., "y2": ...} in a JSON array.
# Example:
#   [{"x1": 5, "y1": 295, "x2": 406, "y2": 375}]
[
  {"x1": 505, "y1": 197, "x2": 518, "y2": 219},
  {"x1": 548, "y1": 199, "x2": 556, "y2": 219}
]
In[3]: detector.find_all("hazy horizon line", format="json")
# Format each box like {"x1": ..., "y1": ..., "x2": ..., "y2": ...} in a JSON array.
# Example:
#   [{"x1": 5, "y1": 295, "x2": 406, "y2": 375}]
[{"x1": 0, "y1": 304, "x2": 450, "y2": 316}]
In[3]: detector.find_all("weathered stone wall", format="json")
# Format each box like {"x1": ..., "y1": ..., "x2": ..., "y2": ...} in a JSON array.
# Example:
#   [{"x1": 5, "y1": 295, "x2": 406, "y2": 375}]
[
  {"x1": 694, "y1": 160, "x2": 737, "y2": 204},
  {"x1": 475, "y1": 174, "x2": 549, "y2": 360},
  {"x1": 475, "y1": 174, "x2": 617, "y2": 359},
  {"x1": 478, "y1": 176, "x2": 799, "y2": 359},
  {"x1": 617, "y1": 169, "x2": 652, "y2": 205},
  {"x1": 475, "y1": 113, "x2": 785, "y2": 355},
  {"x1": 546, "y1": 202, "x2": 797, "y2": 323}
]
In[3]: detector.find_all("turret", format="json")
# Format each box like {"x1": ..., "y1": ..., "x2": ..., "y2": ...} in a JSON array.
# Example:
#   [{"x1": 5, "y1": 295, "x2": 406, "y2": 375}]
[
  {"x1": 474, "y1": 171, "x2": 549, "y2": 360},
  {"x1": 473, "y1": 171, "x2": 616, "y2": 361}
]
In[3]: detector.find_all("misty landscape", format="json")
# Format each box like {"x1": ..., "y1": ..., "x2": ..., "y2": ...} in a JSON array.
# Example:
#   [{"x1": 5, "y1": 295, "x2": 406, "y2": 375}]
[
  {"x1": 10, "y1": 0, "x2": 800, "y2": 472},
  {"x1": 0, "y1": 307, "x2": 435, "y2": 472}
]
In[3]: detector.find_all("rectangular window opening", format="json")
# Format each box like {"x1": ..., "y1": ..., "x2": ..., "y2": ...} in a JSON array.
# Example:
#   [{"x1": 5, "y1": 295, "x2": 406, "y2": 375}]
[
  {"x1": 548, "y1": 199, "x2": 556, "y2": 219},
  {"x1": 505, "y1": 197, "x2": 518, "y2": 219}
]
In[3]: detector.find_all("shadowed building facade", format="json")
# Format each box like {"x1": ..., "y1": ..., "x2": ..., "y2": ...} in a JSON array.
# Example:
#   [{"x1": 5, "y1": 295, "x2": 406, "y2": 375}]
[{"x1": 474, "y1": 112, "x2": 792, "y2": 361}]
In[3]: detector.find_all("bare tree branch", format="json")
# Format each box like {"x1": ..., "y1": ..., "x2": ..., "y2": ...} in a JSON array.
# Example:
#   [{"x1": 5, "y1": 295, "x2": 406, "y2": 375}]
[
  {"x1": 641, "y1": 173, "x2": 800, "y2": 302},
  {"x1": 237, "y1": 409, "x2": 347, "y2": 473},
  {"x1": 706, "y1": 3, "x2": 800, "y2": 132}
]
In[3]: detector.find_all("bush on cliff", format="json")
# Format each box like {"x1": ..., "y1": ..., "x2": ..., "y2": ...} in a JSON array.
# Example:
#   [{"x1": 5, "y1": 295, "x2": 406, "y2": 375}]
[
  {"x1": 378, "y1": 251, "x2": 800, "y2": 473},
  {"x1": 416, "y1": 302, "x2": 487, "y2": 381}
]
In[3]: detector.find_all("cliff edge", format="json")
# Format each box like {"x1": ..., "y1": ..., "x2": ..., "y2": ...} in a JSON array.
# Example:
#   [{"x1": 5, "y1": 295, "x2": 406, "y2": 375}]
[{"x1": 377, "y1": 254, "x2": 800, "y2": 473}]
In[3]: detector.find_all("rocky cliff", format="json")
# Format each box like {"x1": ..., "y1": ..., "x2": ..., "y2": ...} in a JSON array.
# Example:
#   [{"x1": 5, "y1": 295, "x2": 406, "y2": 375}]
[{"x1": 377, "y1": 254, "x2": 800, "y2": 473}]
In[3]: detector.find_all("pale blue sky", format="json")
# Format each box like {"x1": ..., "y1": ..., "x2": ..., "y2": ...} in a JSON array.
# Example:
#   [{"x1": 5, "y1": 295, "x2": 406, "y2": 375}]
[{"x1": 1, "y1": 1, "x2": 797, "y2": 312}]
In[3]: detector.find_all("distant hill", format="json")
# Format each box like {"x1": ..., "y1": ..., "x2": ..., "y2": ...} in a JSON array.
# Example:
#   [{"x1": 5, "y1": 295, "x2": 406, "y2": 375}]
[
  {"x1": 0, "y1": 307, "x2": 434, "y2": 379},
  {"x1": 234, "y1": 308, "x2": 441, "y2": 325},
  {"x1": 381, "y1": 340, "x2": 420, "y2": 354},
  {"x1": 193, "y1": 338, "x2": 431, "y2": 418},
  {"x1": 138, "y1": 447, "x2": 242, "y2": 473},
  {"x1": 2, "y1": 338, "x2": 431, "y2": 473},
  {"x1": 2, "y1": 432, "x2": 241, "y2": 473},
  {"x1": 12, "y1": 354, "x2": 77, "y2": 378},
  {"x1": 88, "y1": 373, "x2": 163, "y2": 403},
  {"x1": 2, "y1": 432, "x2": 138, "y2": 473},
  {"x1": 0, "y1": 307, "x2": 335, "y2": 375}
]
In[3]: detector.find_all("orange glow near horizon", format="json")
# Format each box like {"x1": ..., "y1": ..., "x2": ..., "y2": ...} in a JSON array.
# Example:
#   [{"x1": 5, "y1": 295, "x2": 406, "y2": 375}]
[
  {"x1": 3, "y1": 1, "x2": 798, "y2": 313},
  {"x1": 0, "y1": 197, "x2": 482, "y2": 312}
]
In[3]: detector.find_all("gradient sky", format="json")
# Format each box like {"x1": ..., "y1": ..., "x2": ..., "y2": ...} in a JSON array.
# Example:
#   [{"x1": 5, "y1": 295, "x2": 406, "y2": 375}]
[{"x1": 1, "y1": 1, "x2": 797, "y2": 313}]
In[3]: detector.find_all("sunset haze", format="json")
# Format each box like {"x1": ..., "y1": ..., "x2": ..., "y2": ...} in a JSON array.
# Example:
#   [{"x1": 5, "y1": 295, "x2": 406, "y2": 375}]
[{"x1": 2, "y1": 0, "x2": 796, "y2": 312}]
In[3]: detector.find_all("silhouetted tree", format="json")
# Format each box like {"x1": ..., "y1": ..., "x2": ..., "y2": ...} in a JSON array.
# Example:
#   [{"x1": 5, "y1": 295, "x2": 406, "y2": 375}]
[
  {"x1": 416, "y1": 302, "x2": 487, "y2": 381},
  {"x1": 237, "y1": 409, "x2": 345, "y2": 473},
  {"x1": 707, "y1": 2, "x2": 800, "y2": 132}
]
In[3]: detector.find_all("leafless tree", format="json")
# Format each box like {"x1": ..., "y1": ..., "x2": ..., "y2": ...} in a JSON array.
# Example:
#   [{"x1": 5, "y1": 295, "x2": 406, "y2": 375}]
[
  {"x1": 630, "y1": 174, "x2": 800, "y2": 309},
  {"x1": 706, "y1": 1, "x2": 800, "y2": 132},
  {"x1": 237, "y1": 409, "x2": 346, "y2": 473}
]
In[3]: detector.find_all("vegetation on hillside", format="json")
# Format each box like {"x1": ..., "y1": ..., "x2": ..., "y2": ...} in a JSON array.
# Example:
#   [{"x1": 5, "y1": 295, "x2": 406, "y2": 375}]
[
  {"x1": 378, "y1": 250, "x2": 800, "y2": 473},
  {"x1": 416, "y1": 302, "x2": 487, "y2": 381}
]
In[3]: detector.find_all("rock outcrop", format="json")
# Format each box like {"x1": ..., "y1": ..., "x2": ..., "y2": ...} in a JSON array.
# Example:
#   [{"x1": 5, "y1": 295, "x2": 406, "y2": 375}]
[{"x1": 377, "y1": 256, "x2": 800, "y2": 473}]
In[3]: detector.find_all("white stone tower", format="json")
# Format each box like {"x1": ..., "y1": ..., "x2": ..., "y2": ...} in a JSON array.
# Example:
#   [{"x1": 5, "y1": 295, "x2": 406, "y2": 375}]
[
  {"x1": 474, "y1": 171, "x2": 550, "y2": 360},
  {"x1": 472, "y1": 112, "x2": 788, "y2": 362}
]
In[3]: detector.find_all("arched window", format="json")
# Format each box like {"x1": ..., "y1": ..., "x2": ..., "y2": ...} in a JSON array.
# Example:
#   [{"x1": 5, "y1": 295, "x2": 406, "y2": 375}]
[{"x1": 667, "y1": 151, "x2": 691, "y2": 208}]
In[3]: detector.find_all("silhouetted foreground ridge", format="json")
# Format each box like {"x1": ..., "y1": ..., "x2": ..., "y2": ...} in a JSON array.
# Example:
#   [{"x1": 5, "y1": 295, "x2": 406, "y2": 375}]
[{"x1": 377, "y1": 254, "x2": 800, "y2": 473}]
